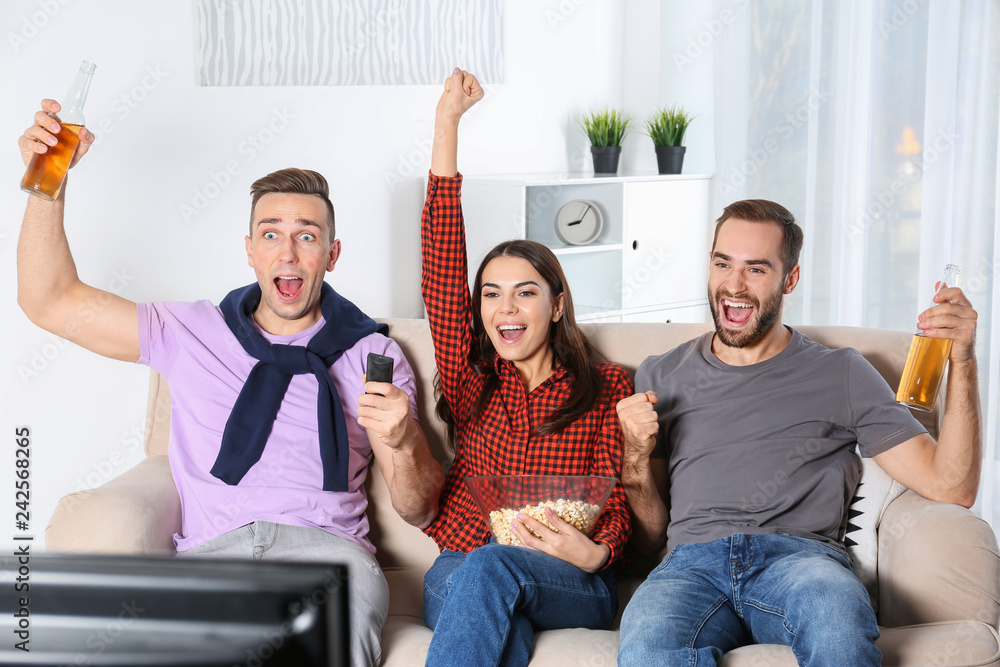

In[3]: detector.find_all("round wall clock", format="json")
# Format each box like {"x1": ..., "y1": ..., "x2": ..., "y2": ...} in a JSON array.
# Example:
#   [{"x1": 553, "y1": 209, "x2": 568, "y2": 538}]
[{"x1": 555, "y1": 199, "x2": 603, "y2": 245}]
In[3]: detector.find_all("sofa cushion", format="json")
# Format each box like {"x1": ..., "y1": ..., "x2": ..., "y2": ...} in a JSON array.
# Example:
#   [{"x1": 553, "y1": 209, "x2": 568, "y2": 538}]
[
  {"x1": 144, "y1": 371, "x2": 172, "y2": 457},
  {"x1": 844, "y1": 455, "x2": 908, "y2": 612},
  {"x1": 379, "y1": 619, "x2": 1000, "y2": 666},
  {"x1": 47, "y1": 319, "x2": 999, "y2": 667},
  {"x1": 380, "y1": 619, "x2": 624, "y2": 667},
  {"x1": 45, "y1": 456, "x2": 180, "y2": 553},
  {"x1": 877, "y1": 622, "x2": 1000, "y2": 666},
  {"x1": 878, "y1": 490, "x2": 1000, "y2": 630}
]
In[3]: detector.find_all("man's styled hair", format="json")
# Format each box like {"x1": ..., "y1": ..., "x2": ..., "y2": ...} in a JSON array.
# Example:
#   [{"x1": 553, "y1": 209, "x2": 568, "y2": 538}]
[
  {"x1": 712, "y1": 199, "x2": 803, "y2": 277},
  {"x1": 249, "y1": 168, "x2": 336, "y2": 242}
]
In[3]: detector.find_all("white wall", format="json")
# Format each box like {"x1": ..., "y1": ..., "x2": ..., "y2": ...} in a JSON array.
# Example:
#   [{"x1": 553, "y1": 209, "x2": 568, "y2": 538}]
[
  {"x1": 1, "y1": 0, "x2": 671, "y2": 550},
  {"x1": 657, "y1": 0, "x2": 720, "y2": 176}
]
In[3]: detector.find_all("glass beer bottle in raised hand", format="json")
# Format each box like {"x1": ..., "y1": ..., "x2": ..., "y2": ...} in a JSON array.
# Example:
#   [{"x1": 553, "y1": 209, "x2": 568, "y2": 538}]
[
  {"x1": 21, "y1": 61, "x2": 96, "y2": 201},
  {"x1": 896, "y1": 264, "x2": 961, "y2": 412}
]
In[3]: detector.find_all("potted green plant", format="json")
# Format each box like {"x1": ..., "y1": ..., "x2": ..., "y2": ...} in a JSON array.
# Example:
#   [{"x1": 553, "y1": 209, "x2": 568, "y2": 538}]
[
  {"x1": 646, "y1": 104, "x2": 695, "y2": 174},
  {"x1": 582, "y1": 108, "x2": 631, "y2": 175}
]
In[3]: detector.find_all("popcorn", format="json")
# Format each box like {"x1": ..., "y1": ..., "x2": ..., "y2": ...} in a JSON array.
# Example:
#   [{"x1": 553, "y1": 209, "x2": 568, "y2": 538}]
[{"x1": 488, "y1": 499, "x2": 601, "y2": 546}]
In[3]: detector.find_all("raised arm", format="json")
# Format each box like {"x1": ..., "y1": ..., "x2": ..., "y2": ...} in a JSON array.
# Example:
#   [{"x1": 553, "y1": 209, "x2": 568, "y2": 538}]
[
  {"x1": 874, "y1": 286, "x2": 981, "y2": 507},
  {"x1": 431, "y1": 68, "x2": 483, "y2": 177},
  {"x1": 420, "y1": 70, "x2": 484, "y2": 417},
  {"x1": 17, "y1": 99, "x2": 140, "y2": 362}
]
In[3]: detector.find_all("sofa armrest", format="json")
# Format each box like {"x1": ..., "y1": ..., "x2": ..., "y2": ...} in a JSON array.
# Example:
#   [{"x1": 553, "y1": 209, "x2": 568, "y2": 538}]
[
  {"x1": 877, "y1": 489, "x2": 1000, "y2": 630},
  {"x1": 45, "y1": 456, "x2": 181, "y2": 554}
]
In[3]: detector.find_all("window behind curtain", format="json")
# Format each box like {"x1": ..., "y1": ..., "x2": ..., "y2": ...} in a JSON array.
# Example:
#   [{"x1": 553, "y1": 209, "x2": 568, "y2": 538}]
[{"x1": 710, "y1": 0, "x2": 999, "y2": 534}]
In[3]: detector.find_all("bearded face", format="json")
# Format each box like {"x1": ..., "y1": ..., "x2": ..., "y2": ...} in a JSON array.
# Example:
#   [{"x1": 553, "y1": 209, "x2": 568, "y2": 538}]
[
  {"x1": 707, "y1": 218, "x2": 796, "y2": 351},
  {"x1": 708, "y1": 279, "x2": 785, "y2": 349}
]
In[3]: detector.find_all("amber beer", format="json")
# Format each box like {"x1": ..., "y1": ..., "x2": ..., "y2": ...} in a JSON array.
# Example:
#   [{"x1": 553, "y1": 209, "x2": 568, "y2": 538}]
[
  {"x1": 20, "y1": 123, "x2": 83, "y2": 201},
  {"x1": 895, "y1": 264, "x2": 961, "y2": 412},
  {"x1": 20, "y1": 61, "x2": 95, "y2": 201},
  {"x1": 896, "y1": 334, "x2": 953, "y2": 411}
]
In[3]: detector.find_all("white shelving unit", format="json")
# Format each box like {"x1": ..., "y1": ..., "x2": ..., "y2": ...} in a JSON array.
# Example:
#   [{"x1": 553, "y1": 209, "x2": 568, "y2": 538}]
[{"x1": 461, "y1": 172, "x2": 714, "y2": 323}]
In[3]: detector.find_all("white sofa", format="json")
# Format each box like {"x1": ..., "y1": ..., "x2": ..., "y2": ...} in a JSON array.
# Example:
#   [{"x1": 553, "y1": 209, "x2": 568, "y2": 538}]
[{"x1": 46, "y1": 319, "x2": 1000, "y2": 666}]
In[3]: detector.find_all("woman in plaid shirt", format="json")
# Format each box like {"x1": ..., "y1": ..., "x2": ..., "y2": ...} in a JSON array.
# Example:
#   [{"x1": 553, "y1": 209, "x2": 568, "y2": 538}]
[{"x1": 419, "y1": 69, "x2": 634, "y2": 667}]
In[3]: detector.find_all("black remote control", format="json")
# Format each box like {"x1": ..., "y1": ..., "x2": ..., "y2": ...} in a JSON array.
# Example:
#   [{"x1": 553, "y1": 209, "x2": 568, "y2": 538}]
[{"x1": 366, "y1": 353, "x2": 394, "y2": 396}]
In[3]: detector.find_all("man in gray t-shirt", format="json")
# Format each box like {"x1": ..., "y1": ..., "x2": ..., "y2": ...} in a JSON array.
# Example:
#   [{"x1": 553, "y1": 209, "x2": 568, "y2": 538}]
[
  {"x1": 617, "y1": 199, "x2": 981, "y2": 667},
  {"x1": 642, "y1": 329, "x2": 926, "y2": 551}
]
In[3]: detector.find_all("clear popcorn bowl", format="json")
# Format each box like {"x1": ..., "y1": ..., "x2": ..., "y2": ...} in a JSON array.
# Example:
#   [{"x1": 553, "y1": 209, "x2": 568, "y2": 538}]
[{"x1": 464, "y1": 475, "x2": 616, "y2": 546}]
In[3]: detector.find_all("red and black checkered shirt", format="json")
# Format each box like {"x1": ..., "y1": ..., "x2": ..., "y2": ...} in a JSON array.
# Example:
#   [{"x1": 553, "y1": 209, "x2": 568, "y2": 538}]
[{"x1": 420, "y1": 172, "x2": 632, "y2": 567}]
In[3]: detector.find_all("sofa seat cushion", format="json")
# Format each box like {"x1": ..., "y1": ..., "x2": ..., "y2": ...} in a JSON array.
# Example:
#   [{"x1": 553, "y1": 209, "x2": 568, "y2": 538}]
[
  {"x1": 385, "y1": 567, "x2": 426, "y2": 618},
  {"x1": 877, "y1": 622, "x2": 1000, "y2": 666},
  {"x1": 381, "y1": 616, "x2": 431, "y2": 666},
  {"x1": 380, "y1": 619, "x2": 621, "y2": 667},
  {"x1": 379, "y1": 616, "x2": 1000, "y2": 666},
  {"x1": 382, "y1": 558, "x2": 1000, "y2": 666},
  {"x1": 719, "y1": 623, "x2": 1000, "y2": 666},
  {"x1": 45, "y1": 455, "x2": 180, "y2": 554}
]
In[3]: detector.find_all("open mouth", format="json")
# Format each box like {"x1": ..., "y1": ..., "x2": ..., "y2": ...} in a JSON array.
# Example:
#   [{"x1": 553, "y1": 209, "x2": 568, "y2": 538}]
[
  {"x1": 721, "y1": 298, "x2": 755, "y2": 327},
  {"x1": 497, "y1": 323, "x2": 527, "y2": 343},
  {"x1": 274, "y1": 276, "x2": 303, "y2": 302}
]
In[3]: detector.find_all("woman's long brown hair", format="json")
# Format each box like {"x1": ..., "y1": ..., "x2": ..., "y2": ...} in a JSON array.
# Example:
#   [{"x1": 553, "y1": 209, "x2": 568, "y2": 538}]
[{"x1": 435, "y1": 239, "x2": 605, "y2": 442}]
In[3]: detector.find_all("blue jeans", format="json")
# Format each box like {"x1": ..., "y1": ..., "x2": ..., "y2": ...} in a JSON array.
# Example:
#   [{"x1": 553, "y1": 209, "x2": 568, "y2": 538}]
[
  {"x1": 618, "y1": 533, "x2": 880, "y2": 667},
  {"x1": 423, "y1": 543, "x2": 618, "y2": 667}
]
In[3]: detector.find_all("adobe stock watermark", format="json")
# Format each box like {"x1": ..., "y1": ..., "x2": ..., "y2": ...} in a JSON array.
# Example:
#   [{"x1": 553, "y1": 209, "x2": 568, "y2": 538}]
[
  {"x1": 207, "y1": 441, "x2": 305, "y2": 531},
  {"x1": 578, "y1": 643, "x2": 618, "y2": 667},
  {"x1": 680, "y1": 360, "x2": 727, "y2": 403},
  {"x1": 487, "y1": 146, "x2": 596, "y2": 233},
  {"x1": 740, "y1": 438, "x2": 825, "y2": 511},
  {"x1": 546, "y1": 0, "x2": 589, "y2": 30},
  {"x1": 601, "y1": 245, "x2": 675, "y2": 312},
  {"x1": 7, "y1": 0, "x2": 72, "y2": 53},
  {"x1": 845, "y1": 127, "x2": 958, "y2": 242},
  {"x1": 17, "y1": 267, "x2": 135, "y2": 384},
  {"x1": 717, "y1": 86, "x2": 832, "y2": 198},
  {"x1": 672, "y1": 0, "x2": 750, "y2": 72},
  {"x1": 72, "y1": 423, "x2": 145, "y2": 492},
  {"x1": 91, "y1": 65, "x2": 169, "y2": 147},
  {"x1": 965, "y1": 255, "x2": 1000, "y2": 296},
  {"x1": 343, "y1": 0, "x2": 402, "y2": 54},
  {"x1": 878, "y1": 0, "x2": 928, "y2": 39},
  {"x1": 75, "y1": 600, "x2": 146, "y2": 663},
  {"x1": 179, "y1": 107, "x2": 295, "y2": 224},
  {"x1": 875, "y1": 461, "x2": 976, "y2": 551},
  {"x1": 383, "y1": 136, "x2": 433, "y2": 192},
  {"x1": 58, "y1": 394, "x2": 170, "y2": 512},
  {"x1": 384, "y1": 85, "x2": 498, "y2": 191},
  {"x1": 239, "y1": 568, "x2": 345, "y2": 667}
]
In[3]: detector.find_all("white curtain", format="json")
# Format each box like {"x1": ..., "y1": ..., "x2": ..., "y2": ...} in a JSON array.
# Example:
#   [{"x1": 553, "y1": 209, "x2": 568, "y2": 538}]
[{"x1": 711, "y1": 0, "x2": 1000, "y2": 535}]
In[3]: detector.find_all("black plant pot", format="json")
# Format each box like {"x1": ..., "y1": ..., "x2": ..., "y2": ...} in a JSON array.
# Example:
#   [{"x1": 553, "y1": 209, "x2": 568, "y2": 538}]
[
  {"x1": 655, "y1": 145, "x2": 686, "y2": 174},
  {"x1": 590, "y1": 146, "x2": 622, "y2": 175}
]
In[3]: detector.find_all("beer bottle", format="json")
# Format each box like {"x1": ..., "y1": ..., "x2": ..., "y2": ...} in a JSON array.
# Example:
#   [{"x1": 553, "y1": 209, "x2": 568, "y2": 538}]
[
  {"x1": 21, "y1": 60, "x2": 96, "y2": 201},
  {"x1": 896, "y1": 264, "x2": 961, "y2": 411}
]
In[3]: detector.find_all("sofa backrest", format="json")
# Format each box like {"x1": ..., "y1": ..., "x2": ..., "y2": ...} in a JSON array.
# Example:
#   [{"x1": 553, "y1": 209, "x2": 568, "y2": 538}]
[{"x1": 141, "y1": 319, "x2": 942, "y2": 572}]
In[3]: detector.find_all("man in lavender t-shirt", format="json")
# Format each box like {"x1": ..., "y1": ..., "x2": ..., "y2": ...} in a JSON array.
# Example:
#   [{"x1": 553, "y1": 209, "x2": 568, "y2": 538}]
[
  {"x1": 17, "y1": 102, "x2": 445, "y2": 667},
  {"x1": 138, "y1": 299, "x2": 419, "y2": 556}
]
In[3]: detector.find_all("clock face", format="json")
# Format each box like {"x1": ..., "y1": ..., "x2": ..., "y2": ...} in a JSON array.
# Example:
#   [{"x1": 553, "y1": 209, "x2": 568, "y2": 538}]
[{"x1": 555, "y1": 199, "x2": 604, "y2": 245}]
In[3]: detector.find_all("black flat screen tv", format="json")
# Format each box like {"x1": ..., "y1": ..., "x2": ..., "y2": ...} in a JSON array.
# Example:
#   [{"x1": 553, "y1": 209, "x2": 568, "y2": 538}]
[{"x1": 0, "y1": 552, "x2": 349, "y2": 666}]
